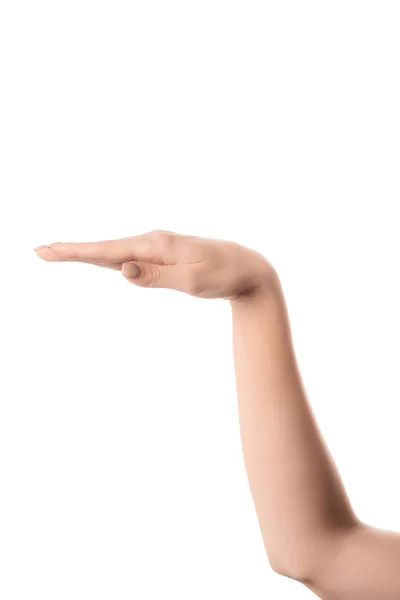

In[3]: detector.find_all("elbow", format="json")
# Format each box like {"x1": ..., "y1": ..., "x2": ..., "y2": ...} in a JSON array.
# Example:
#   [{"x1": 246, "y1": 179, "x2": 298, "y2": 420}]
[
  {"x1": 266, "y1": 540, "x2": 318, "y2": 584},
  {"x1": 266, "y1": 530, "x2": 345, "y2": 584},
  {"x1": 267, "y1": 524, "x2": 362, "y2": 586},
  {"x1": 268, "y1": 554, "x2": 314, "y2": 584}
]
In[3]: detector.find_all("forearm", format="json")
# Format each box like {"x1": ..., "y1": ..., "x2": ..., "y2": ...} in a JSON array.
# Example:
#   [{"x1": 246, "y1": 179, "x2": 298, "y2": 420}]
[
  {"x1": 35, "y1": 232, "x2": 400, "y2": 596},
  {"x1": 230, "y1": 272, "x2": 359, "y2": 582}
]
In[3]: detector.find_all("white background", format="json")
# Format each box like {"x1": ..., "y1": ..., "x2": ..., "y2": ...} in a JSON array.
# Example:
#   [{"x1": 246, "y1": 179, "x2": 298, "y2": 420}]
[{"x1": 1, "y1": 1, "x2": 400, "y2": 598}]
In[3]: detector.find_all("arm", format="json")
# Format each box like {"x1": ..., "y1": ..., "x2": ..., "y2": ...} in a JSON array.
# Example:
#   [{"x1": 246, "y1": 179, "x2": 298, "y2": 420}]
[
  {"x1": 34, "y1": 231, "x2": 400, "y2": 599},
  {"x1": 230, "y1": 272, "x2": 400, "y2": 598}
]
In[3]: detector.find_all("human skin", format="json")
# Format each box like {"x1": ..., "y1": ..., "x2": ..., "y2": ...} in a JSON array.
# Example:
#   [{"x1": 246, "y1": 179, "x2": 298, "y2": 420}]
[{"x1": 34, "y1": 230, "x2": 400, "y2": 599}]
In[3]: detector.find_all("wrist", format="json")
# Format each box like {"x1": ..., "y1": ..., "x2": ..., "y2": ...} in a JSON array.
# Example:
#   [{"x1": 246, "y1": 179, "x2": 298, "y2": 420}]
[{"x1": 229, "y1": 264, "x2": 281, "y2": 308}]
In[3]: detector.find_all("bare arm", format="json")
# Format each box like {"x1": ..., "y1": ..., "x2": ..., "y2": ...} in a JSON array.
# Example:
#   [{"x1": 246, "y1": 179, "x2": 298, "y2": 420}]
[
  {"x1": 34, "y1": 231, "x2": 400, "y2": 599},
  {"x1": 230, "y1": 273, "x2": 400, "y2": 599}
]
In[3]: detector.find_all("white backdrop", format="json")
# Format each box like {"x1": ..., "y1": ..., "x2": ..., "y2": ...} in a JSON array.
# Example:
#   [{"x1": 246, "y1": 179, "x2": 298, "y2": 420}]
[{"x1": 1, "y1": 2, "x2": 400, "y2": 598}]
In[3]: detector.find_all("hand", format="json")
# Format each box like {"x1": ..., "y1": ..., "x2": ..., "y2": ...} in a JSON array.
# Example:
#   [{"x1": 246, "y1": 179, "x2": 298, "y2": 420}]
[{"x1": 34, "y1": 230, "x2": 277, "y2": 302}]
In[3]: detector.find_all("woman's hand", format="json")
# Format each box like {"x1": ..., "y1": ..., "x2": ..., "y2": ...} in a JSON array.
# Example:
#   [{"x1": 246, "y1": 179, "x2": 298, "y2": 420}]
[{"x1": 34, "y1": 230, "x2": 277, "y2": 302}]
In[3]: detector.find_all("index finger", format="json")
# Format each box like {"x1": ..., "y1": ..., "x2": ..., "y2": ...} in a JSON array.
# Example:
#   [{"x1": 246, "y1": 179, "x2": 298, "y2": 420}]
[{"x1": 34, "y1": 236, "x2": 152, "y2": 263}]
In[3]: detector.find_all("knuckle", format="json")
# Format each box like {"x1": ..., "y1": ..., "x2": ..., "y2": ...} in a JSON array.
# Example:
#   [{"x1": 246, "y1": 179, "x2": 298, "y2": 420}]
[
  {"x1": 145, "y1": 263, "x2": 162, "y2": 287},
  {"x1": 150, "y1": 229, "x2": 170, "y2": 239},
  {"x1": 150, "y1": 230, "x2": 174, "y2": 252}
]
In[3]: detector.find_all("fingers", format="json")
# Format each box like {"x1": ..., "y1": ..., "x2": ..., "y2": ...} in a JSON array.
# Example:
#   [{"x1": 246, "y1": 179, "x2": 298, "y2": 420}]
[
  {"x1": 34, "y1": 246, "x2": 123, "y2": 270},
  {"x1": 34, "y1": 236, "x2": 152, "y2": 263},
  {"x1": 33, "y1": 231, "x2": 182, "y2": 264},
  {"x1": 57, "y1": 257, "x2": 123, "y2": 270}
]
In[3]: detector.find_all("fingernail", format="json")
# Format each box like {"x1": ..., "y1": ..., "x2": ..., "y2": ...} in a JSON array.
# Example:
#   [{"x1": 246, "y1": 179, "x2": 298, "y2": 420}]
[
  {"x1": 123, "y1": 263, "x2": 141, "y2": 279},
  {"x1": 34, "y1": 242, "x2": 60, "y2": 251}
]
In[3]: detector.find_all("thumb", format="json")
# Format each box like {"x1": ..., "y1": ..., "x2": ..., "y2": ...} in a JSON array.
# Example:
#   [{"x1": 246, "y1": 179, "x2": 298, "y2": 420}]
[
  {"x1": 121, "y1": 261, "x2": 142, "y2": 281},
  {"x1": 121, "y1": 260, "x2": 186, "y2": 290}
]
